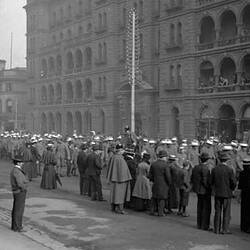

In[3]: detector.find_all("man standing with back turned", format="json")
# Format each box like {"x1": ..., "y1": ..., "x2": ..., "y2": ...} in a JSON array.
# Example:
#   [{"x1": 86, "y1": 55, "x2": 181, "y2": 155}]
[
  {"x1": 211, "y1": 151, "x2": 236, "y2": 234},
  {"x1": 10, "y1": 156, "x2": 28, "y2": 232}
]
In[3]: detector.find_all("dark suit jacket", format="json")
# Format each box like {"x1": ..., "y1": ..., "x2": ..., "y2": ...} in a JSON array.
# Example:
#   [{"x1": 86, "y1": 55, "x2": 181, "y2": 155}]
[
  {"x1": 211, "y1": 163, "x2": 236, "y2": 198},
  {"x1": 77, "y1": 151, "x2": 88, "y2": 175},
  {"x1": 149, "y1": 159, "x2": 171, "y2": 199},
  {"x1": 191, "y1": 162, "x2": 211, "y2": 195},
  {"x1": 85, "y1": 152, "x2": 102, "y2": 176}
]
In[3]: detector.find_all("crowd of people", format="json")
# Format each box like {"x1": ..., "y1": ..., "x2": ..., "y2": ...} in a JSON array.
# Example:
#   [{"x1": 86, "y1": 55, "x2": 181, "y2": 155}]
[{"x1": 3, "y1": 128, "x2": 250, "y2": 235}]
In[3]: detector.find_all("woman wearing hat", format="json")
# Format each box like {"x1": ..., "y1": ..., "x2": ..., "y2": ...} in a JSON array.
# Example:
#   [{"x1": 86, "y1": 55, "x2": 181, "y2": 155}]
[
  {"x1": 238, "y1": 159, "x2": 250, "y2": 233},
  {"x1": 132, "y1": 152, "x2": 152, "y2": 211},
  {"x1": 107, "y1": 144, "x2": 132, "y2": 214},
  {"x1": 40, "y1": 143, "x2": 58, "y2": 189}
]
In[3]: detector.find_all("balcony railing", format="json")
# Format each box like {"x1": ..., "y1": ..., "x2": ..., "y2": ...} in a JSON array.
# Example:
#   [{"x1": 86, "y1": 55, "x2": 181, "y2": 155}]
[
  {"x1": 95, "y1": 25, "x2": 108, "y2": 34},
  {"x1": 95, "y1": 92, "x2": 107, "y2": 99},
  {"x1": 197, "y1": 34, "x2": 250, "y2": 51},
  {"x1": 197, "y1": 42, "x2": 214, "y2": 51},
  {"x1": 165, "y1": 41, "x2": 183, "y2": 51}
]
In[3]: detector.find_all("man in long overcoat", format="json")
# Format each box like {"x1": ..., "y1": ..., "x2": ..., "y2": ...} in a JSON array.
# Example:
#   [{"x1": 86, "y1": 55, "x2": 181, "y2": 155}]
[
  {"x1": 211, "y1": 151, "x2": 236, "y2": 234},
  {"x1": 77, "y1": 143, "x2": 89, "y2": 195},
  {"x1": 191, "y1": 152, "x2": 212, "y2": 230},
  {"x1": 238, "y1": 158, "x2": 250, "y2": 233},
  {"x1": 85, "y1": 144, "x2": 104, "y2": 201},
  {"x1": 149, "y1": 150, "x2": 171, "y2": 216}
]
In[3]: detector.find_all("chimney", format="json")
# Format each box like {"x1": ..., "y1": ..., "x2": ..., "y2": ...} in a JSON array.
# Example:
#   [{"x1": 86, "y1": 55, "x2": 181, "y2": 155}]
[{"x1": 0, "y1": 60, "x2": 6, "y2": 71}]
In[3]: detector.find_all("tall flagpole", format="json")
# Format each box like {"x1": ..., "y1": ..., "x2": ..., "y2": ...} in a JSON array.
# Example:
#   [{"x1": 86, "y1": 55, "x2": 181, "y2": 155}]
[
  {"x1": 131, "y1": 11, "x2": 135, "y2": 133},
  {"x1": 10, "y1": 32, "x2": 13, "y2": 69},
  {"x1": 127, "y1": 9, "x2": 140, "y2": 134},
  {"x1": 15, "y1": 99, "x2": 18, "y2": 130}
]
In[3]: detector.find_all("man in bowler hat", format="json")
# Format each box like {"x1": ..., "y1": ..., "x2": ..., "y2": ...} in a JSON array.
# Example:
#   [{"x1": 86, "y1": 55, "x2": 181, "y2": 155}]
[
  {"x1": 191, "y1": 152, "x2": 212, "y2": 231},
  {"x1": 211, "y1": 151, "x2": 236, "y2": 234},
  {"x1": 10, "y1": 156, "x2": 29, "y2": 232}
]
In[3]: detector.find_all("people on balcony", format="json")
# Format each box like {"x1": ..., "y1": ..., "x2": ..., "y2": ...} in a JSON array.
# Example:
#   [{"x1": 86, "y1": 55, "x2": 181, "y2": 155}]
[
  {"x1": 240, "y1": 72, "x2": 250, "y2": 85},
  {"x1": 218, "y1": 76, "x2": 229, "y2": 87}
]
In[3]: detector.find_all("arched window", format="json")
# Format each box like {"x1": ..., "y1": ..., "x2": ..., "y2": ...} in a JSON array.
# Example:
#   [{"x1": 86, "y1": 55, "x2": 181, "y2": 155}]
[
  {"x1": 103, "y1": 12, "x2": 107, "y2": 27},
  {"x1": 48, "y1": 57, "x2": 55, "y2": 73},
  {"x1": 170, "y1": 65, "x2": 175, "y2": 85},
  {"x1": 55, "y1": 83, "x2": 62, "y2": 102},
  {"x1": 75, "y1": 111, "x2": 82, "y2": 134},
  {"x1": 48, "y1": 85, "x2": 54, "y2": 103},
  {"x1": 75, "y1": 49, "x2": 83, "y2": 69},
  {"x1": 85, "y1": 79, "x2": 92, "y2": 99},
  {"x1": 85, "y1": 47, "x2": 92, "y2": 66},
  {"x1": 177, "y1": 22, "x2": 182, "y2": 44},
  {"x1": 200, "y1": 16, "x2": 216, "y2": 44},
  {"x1": 103, "y1": 76, "x2": 107, "y2": 95},
  {"x1": 139, "y1": 0, "x2": 144, "y2": 20},
  {"x1": 66, "y1": 112, "x2": 73, "y2": 135},
  {"x1": 170, "y1": 23, "x2": 175, "y2": 45},
  {"x1": 98, "y1": 43, "x2": 102, "y2": 60},
  {"x1": 66, "y1": 51, "x2": 74, "y2": 70},
  {"x1": 103, "y1": 42, "x2": 107, "y2": 62},
  {"x1": 220, "y1": 10, "x2": 237, "y2": 40},
  {"x1": 56, "y1": 55, "x2": 62, "y2": 74},
  {"x1": 75, "y1": 80, "x2": 83, "y2": 100},
  {"x1": 6, "y1": 99, "x2": 13, "y2": 113},
  {"x1": 177, "y1": 64, "x2": 182, "y2": 86},
  {"x1": 199, "y1": 61, "x2": 214, "y2": 87},
  {"x1": 220, "y1": 57, "x2": 236, "y2": 84},
  {"x1": 98, "y1": 13, "x2": 102, "y2": 27},
  {"x1": 84, "y1": 111, "x2": 92, "y2": 132},
  {"x1": 66, "y1": 81, "x2": 74, "y2": 101},
  {"x1": 100, "y1": 109, "x2": 105, "y2": 133},
  {"x1": 98, "y1": 77, "x2": 102, "y2": 94},
  {"x1": 41, "y1": 59, "x2": 47, "y2": 78},
  {"x1": 41, "y1": 113, "x2": 47, "y2": 134}
]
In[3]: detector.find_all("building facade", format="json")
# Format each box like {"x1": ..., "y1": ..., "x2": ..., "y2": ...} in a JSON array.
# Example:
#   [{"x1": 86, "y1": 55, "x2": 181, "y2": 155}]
[
  {"x1": 0, "y1": 60, "x2": 28, "y2": 131},
  {"x1": 25, "y1": 0, "x2": 250, "y2": 141}
]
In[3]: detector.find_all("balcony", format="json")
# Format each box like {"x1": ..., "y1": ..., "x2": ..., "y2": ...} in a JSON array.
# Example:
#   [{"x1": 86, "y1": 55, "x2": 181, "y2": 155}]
[
  {"x1": 165, "y1": 77, "x2": 182, "y2": 91},
  {"x1": 197, "y1": 42, "x2": 214, "y2": 51},
  {"x1": 55, "y1": 97, "x2": 62, "y2": 104},
  {"x1": 197, "y1": 34, "x2": 250, "y2": 51},
  {"x1": 95, "y1": 58, "x2": 107, "y2": 66},
  {"x1": 165, "y1": 0, "x2": 183, "y2": 13},
  {"x1": 165, "y1": 40, "x2": 183, "y2": 51},
  {"x1": 74, "y1": 97, "x2": 83, "y2": 103},
  {"x1": 64, "y1": 68, "x2": 74, "y2": 75},
  {"x1": 95, "y1": 92, "x2": 106, "y2": 99},
  {"x1": 74, "y1": 67, "x2": 83, "y2": 73},
  {"x1": 65, "y1": 99, "x2": 73, "y2": 104},
  {"x1": 95, "y1": 25, "x2": 108, "y2": 35}
]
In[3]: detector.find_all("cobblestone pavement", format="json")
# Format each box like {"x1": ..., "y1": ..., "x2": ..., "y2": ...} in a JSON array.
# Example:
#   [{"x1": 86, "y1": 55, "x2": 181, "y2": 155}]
[{"x1": 0, "y1": 160, "x2": 250, "y2": 250}]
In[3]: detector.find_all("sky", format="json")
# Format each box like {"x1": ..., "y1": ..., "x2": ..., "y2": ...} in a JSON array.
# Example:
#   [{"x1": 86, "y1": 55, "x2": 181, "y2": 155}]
[{"x1": 0, "y1": 0, "x2": 26, "y2": 68}]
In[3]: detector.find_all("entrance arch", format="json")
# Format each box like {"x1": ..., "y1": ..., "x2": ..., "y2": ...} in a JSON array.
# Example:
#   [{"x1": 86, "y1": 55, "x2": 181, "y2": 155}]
[
  {"x1": 218, "y1": 104, "x2": 236, "y2": 142},
  {"x1": 170, "y1": 107, "x2": 180, "y2": 138}
]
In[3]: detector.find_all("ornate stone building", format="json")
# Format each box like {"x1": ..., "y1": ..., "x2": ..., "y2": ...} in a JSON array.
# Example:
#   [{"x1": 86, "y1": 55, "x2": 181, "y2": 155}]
[
  {"x1": 0, "y1": 60, "x2": 28, "y2": 131},
  {"x1": 25, "y1": 0, "x2": 250, "y2": 141}
]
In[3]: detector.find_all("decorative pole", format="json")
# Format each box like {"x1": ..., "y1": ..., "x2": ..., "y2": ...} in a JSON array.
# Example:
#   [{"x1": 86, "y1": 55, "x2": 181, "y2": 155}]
[{"x1": 127, "y1": 8, "x2": 140, "y2": 133}]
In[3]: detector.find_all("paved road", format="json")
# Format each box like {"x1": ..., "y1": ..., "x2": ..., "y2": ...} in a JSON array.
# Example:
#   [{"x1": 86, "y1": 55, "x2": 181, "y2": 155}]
[{"x1": 0, "y1": 160, "x2": 249, "y2": 250}]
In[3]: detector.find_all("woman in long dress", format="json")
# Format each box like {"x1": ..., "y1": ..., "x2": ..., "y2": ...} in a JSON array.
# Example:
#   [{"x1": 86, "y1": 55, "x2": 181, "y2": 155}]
[
  {"x1": 40, "y1": 144, "x2": 57, "y2": 189},
  {"x1": 132, "y1": 153, "x2": 152, "y2": 211}
]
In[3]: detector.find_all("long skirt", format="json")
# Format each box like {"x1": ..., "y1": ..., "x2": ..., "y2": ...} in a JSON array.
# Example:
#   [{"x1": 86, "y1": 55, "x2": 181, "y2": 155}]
[
  {"x1": 40, "y1": 164, "x2": 57, "y2": 189},
  {"x1": 31, "y1": 162, "x2": 38, "y2": 178},
  {"x1": 241, "y1": 190, "x2": 250, "y2": 233},
  {"x1": 110, "y1": 181, "x2": 131, "y2": 205},
  {"x1": 23, "y1": 162, "x2": 32, "y2": 180}
]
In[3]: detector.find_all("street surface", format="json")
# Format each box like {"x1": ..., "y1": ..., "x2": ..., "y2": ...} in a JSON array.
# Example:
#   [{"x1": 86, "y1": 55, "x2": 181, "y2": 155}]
[{"x1": 0, "y1": 160, "x2": 250, "y2": 250}]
